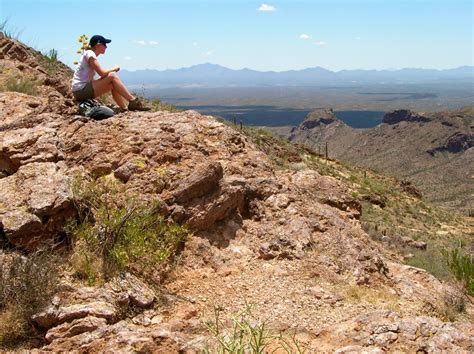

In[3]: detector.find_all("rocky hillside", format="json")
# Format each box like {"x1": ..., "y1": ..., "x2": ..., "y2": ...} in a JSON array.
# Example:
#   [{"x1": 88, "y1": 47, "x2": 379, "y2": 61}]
[
  {"x1": 289, "y1": 108, "x2": 474, "y2": 214},
  {"x1": 0, "y1": 36, "x2": 473, "y2": 352}
]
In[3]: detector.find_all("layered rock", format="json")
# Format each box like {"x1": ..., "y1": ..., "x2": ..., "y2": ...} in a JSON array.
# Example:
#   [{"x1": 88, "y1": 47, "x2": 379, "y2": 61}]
[{"x1": 0, "y1": 36, "x2": 76, "y2": 116}]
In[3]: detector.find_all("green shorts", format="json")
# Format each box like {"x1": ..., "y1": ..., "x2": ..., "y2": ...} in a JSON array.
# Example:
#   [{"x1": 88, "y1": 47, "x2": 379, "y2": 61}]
[{"x1": 72, "y1": 81, "x2": 94, "y2": 101}]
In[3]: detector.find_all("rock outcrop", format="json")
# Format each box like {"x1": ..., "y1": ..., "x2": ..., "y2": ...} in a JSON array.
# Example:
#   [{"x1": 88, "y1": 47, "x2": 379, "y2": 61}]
[
  {"x1": 382, "y1": 109, "x2": 431, "y2": 124},
  {"x1": 316, "y1": 309, "x2": 472, "y2": 352},
  {"x1": 428, "y1": 132, "x2": 474, "y2": 154},
  {"x1": 292, "y1": 108, "x2": 338, "y2": 131}
]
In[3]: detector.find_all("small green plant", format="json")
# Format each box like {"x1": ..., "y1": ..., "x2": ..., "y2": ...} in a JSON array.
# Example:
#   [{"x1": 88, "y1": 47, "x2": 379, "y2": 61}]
[
  {"x1": 441, "y1": 247, "x2": 473, "y2": 295},
  {"x1": 45, "y1": 48, "x2": 58, "y2": 62},
  {"x1": 0, "y1": 246, "x2": 60, "y2": 348},
  {"x1": 204, "y1": 305, "x2": 276, "y2": 354},
  {"x1": 3, "y1": 76, "x2": 38, "y2": 95},
  {"x1": 203, "y1": 304, "x2": 307, "y2": 353},
  {"x1": 67, "y1": 176, "x2": 189, "y2": 284}
]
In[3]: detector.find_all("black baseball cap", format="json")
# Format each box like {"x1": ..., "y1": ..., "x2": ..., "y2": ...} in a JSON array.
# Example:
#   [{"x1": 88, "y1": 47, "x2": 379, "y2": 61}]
[{"x1": 89, "y1": 35, "x2": 112, "y2": 47}]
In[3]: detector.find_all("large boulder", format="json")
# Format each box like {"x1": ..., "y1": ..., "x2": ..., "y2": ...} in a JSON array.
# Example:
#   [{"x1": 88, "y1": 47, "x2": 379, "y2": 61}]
[{"x1": 0, "y1": 162, "x2": 73, "y2": 248}]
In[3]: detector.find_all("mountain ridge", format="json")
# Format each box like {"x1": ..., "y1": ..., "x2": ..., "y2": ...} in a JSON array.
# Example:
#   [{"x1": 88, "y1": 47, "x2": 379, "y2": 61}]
[
  {"x1": 124, "y1": 62, "x2": 473, "y2": 75},
  {"x1": 120, "y1": 64, "x2": 474, "y2": 88},
  {"x1": 288, "y1": 107, "x2": 474, "y2": 213}
]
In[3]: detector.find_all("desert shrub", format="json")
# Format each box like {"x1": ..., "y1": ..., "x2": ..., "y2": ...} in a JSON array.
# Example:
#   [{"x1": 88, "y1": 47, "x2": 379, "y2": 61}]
[
  {"x1": 40, "y1": 48, "x2": 61, "y2": 75},
  {"x1": 3, "y1": 76, "x2": 38, "y2": 95},
  {"x1": 441, "y1": 247, "x2": 473, "y2": 295},
  {"x1": 360, "y1": 177, "x2": 391, "y2": 197},
  {"x1": 404, "y1": 246, "x2": 453, "y2": 282},
  {"x1": 67, "y1": 177, "x2": 188, "y2": 284},
  {"x1": 0, "y1": 246, "x2": 60, "y2": 348}
]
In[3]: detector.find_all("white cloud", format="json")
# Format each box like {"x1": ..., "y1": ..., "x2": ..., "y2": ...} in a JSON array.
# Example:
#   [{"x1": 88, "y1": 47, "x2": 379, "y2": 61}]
[
  {"x1": 313, "y1": 41, "x2": 327, "y2": 46},
  {"x1": 124, "y1": 56, "x2": 132, "y2": 61},
  {"x1": 355, "y1": 36, "x2": 361, "y2": 40},
  {"x1": 135, "y1": 40, "x2": 159, "y2": 46},
  {"x1": 258, "y1": 4, "x2": 276, "y2": 12},
  {"x1": 205, "y1": 50, "x2": 214, "y2": 56},
  {"x1": 300, "y1": 34, "x2": 311, "y2": 40},
  {"x1": 193, "y1": 42, "x2": 199, "y2": 47}
]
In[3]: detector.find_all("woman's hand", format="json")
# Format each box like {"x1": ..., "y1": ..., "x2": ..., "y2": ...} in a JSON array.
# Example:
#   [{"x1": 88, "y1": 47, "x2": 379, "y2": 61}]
[{"x1": 89, "y1": 58, "x2": 120, "y2": 77}]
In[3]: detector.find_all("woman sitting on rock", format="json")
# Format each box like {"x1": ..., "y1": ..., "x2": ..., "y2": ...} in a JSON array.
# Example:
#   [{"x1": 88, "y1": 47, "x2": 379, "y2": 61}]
[{"x1": 71, "y1": 35, "x2": 149, "y2": 111}]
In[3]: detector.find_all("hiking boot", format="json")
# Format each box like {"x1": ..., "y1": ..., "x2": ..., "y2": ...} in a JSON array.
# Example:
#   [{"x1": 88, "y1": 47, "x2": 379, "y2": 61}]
[{"x1": 128, "y1": 97, "x2": 152, "y2": 111}]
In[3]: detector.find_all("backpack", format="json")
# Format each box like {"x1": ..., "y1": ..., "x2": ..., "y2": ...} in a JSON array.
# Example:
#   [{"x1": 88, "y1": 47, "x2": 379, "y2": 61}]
[{"x1": 78, "y1": 99, "x2": 115, "y2": 120}]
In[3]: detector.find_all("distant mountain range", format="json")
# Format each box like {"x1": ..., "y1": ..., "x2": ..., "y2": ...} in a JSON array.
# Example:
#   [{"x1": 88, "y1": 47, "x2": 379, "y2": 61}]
[{"x1": 121, "y1": 63, "x2": 474, "y2": 88}]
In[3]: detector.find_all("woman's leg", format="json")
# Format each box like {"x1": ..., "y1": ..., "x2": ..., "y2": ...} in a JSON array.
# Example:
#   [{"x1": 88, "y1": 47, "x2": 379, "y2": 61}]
[
  {"x1": 92, "y1": 72, "x2": 135, "y2": 103},
  {"x1": 111, "y1": 89, "x2": 128, "y2": 109}
]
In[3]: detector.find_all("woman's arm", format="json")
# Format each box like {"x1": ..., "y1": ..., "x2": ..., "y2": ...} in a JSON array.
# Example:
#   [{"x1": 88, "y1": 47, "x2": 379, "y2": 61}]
[{"x1": 88, "y1": 57, "x2": 120, "y2": 78}]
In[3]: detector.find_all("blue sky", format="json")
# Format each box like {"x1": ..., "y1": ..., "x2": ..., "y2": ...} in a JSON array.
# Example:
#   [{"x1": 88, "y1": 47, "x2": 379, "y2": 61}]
[{"x1": 1, "y1": 0, "x2": 473, "y2": 71}]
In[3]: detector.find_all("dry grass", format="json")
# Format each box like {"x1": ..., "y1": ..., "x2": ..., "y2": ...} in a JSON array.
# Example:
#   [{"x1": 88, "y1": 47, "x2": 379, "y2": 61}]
[
  {"x1": 0, "y1": 246, "x2": 60, "y2": 348},
  {"x1": 336, "y1": 283, "x2": 403, "y2": 313},
  {"x1": 438, "y1": 287, "x2": 467, "y2": 322},
  {"x1": 1, "y1": 75, "x2": 39, "y2": 95}
]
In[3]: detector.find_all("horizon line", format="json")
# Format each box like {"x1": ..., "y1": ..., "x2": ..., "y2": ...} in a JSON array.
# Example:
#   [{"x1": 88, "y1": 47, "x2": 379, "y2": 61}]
[{"x1": 121, "y1": 63, "x2": 474, "y2": 74}]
